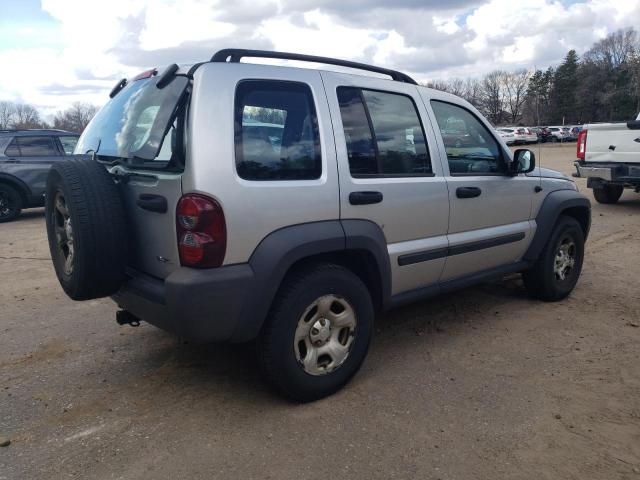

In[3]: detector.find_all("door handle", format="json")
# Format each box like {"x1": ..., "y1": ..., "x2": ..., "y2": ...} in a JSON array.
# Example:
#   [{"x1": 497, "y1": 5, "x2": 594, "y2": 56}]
[
  {"x1": 349, "y1": 191, "x2": 383, "y2": 205},
  {"x1": 137, "y1": 194, "x2": 167, "y2": 213},
  {"x1": 5, "y1": 158, "x2": 20, "y2": 164},
  {"x1": 456, "y1": 186, "x2": 482, "y2": 198}
]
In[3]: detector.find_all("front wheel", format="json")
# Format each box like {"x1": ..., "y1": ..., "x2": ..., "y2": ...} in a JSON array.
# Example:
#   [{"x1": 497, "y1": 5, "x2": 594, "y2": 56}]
[
  {"x1": 257, "y1": 263, "x2": 374, "y2": 402},
  {"x1": 523, "y1": 216, "x2": 585, "y2": 301}
]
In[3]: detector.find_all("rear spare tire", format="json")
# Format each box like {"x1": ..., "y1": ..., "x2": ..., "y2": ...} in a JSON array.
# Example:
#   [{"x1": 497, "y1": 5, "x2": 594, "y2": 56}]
[{"x1": 45, "y1": 159, "x2": 128, "y2": 300}]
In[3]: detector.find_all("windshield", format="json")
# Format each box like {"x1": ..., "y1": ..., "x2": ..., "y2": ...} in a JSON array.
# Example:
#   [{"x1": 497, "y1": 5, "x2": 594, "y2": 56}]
[{"x1": 76, "y1": 75, "x2": 188, "y2": 163}]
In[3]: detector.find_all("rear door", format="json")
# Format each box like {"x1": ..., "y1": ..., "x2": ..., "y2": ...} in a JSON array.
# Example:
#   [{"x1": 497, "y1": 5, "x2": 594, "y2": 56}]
[
  {"x1": 3, "y1": 135, "x2": 62, "y2": 196},
  {"x1": 75, "y1": 71, "x2": 190, "y2": 279},
  {"x1": 423, "y1": 95, "x2": 535, "y2": 281},
  {"x1": 322, "y1": 73, "x2": 449, "y2": 295}
]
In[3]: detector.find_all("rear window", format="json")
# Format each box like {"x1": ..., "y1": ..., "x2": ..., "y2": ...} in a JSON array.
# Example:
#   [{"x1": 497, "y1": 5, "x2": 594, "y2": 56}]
[
  {"x1": 76, "y1": 74, "x2": 188, "y2": 167},
  {"x1": 234, "y1": 80, "x2": 321, "y2": 181}
]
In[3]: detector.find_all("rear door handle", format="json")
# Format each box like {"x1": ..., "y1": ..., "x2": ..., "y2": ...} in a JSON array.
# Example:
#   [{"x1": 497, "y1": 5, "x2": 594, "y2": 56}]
[
  {"x1": 349, "y1": 191, "x2": 383, "y2": 205},
  {"x1": 456, "y1": 186, "x2": 482, "y2": 198},
  {"x1": 137, "y1": 194, "x2": 167, "y2": 213}
]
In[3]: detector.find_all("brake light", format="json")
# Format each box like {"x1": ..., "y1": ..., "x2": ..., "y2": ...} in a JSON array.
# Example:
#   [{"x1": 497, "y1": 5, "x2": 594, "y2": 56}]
[
  {"x1": 577, "y1": 129, "x2": 588, "y2": 160},
  {"x1": 176, "y1": 194, "x2": 226, "y2": 268}
]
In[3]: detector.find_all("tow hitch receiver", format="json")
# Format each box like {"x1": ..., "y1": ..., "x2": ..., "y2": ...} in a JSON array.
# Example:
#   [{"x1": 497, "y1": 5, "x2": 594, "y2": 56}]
[{"x1": 116, "y1": 310, "x2": 141, "y2": 327}]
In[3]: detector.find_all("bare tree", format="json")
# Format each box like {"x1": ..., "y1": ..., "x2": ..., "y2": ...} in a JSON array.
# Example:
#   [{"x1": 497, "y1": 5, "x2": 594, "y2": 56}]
[
  {"x1": 502, "y1": 69, "x2": 531, "y2": 124},
  {"x1": 479, "y1": 71, "x2": 506, "y2": 125},
  {"x1": 12, "y1": 103, "x2": 42, "y2": 129},
  {"x1": 53, "y1": 102, "x2": 99, "y2": 133},
  {"x1": 584, "y1": 28, "x2": 637, "y2": 68},
  {"x1": 0, "y1": 101, "x2": 15, "y2": 129}
]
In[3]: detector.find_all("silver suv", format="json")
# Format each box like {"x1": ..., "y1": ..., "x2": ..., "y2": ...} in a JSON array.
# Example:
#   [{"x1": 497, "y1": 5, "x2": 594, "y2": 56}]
[
  {"x1": 0, "y1": 129, "x2": 79, "y2": 222},
  {"x1": 45, "y1": 50, "x2": 591, "y2": 401}
]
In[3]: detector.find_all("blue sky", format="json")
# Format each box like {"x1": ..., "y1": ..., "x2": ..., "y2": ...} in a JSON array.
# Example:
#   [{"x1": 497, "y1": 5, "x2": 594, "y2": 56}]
[{"x1": 1, "y1": 0, "x2": 638, "y2": 119}]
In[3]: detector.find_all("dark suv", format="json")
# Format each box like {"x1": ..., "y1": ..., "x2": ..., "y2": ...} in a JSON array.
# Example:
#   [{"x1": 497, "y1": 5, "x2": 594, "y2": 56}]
[{"x1": 0, "y1": 129, "x2": 79, "y2": 222}]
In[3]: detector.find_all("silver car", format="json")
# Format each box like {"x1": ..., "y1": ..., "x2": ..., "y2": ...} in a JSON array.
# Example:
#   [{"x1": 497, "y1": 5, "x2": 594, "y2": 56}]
[{"x1": 45, "y1": 49, "x2": 591, "y2": 401}]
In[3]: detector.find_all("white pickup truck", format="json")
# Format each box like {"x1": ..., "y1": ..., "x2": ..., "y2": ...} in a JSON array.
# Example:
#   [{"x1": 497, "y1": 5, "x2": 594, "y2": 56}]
[{"x1": 574, "y1": 113, "x2": 640, "y2": 204}]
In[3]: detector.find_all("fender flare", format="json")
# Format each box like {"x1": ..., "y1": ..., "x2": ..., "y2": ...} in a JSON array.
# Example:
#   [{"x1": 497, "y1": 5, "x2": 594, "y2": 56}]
[
  {"x1": 230, "y1": 220, "x2": 391, "y2": 342},
  {"x1": 0, "y1": 173, "x2": 32, "y2": 203},
  {"x1": 524, "y1": 189, "x2": 591, "y2": 262}
]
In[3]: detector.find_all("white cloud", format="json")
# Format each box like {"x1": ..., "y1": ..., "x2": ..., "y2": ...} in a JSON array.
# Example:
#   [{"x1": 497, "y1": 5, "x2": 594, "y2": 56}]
[{"x1": 0, "y1": 0, "x2": 638, "y2": 118}]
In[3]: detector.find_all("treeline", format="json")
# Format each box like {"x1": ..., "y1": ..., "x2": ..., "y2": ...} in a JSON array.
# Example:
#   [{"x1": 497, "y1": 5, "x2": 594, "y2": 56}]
[
  {"x1": 426, "y1": 28, "x2": 640, "y2": 126},
  {"x1": 0, "y1": 101, "x2": 98, "y2": 133}
]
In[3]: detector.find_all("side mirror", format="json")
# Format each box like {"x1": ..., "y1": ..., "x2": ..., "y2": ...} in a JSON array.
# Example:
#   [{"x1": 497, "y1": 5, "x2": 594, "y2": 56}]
[{"x1": 511, "y1": 148, "x2": 536, "y2": 175}]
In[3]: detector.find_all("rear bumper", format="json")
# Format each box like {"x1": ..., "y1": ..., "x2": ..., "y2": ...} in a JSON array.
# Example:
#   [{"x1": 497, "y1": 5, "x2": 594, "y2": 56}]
[
  {"x1": 111, "y1": 264, "x2": 254, "y2": 343},
  {"x1": 574, "y1": 161, "x2": 640, "y2": 184}
]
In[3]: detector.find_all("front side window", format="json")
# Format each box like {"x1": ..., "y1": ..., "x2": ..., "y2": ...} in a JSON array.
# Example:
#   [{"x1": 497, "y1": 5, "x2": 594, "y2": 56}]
[
  {"x1": 11, "y1": 136, "x2": 58, "y2": 156},
  {"x1": 58, "y1": 136, "x2": 79, "y2": 155},
  {"x1": 430, "y1": 101, "x2": 504, "y2": 175},
  {"x1": 337, "y1": 87, "x2": 431, "y2": 177},
  {"x1": 235, "y1": 80, "x2": 321, "y2": 181}
]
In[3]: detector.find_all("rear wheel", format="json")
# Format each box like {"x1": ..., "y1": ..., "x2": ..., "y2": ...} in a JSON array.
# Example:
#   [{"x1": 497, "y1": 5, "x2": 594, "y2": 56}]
[
  {"x1": 257, "y1": 263, "x2": 374, "y2": 402},
  {"x1": 0, "y1": 184, "x2": 22, "y2": 223},
  {"x1": 523, "y1": 216, "x2": 584, "y2": 301},
  {"x1": 593, "y1": 184, "x2": 623, "y2": 204}
]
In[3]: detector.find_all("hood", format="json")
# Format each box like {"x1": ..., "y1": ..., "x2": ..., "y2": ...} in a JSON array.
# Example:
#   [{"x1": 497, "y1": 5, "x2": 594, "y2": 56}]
[{"x1": 526, "y1": 167, "x2": 572, "y2": 181}]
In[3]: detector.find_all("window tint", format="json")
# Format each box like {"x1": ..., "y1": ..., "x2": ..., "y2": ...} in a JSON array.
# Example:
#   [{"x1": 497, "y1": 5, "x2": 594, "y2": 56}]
[
  {"x1": 430, "y1": 101, "x2": 504, "y2": 175},
  {"x1": 59, "y1": 136, "x2": 78, "y2": 155},
  {"x1": 16, "y1": 136, "x2": 58, "y2": 156},
  {"x1": 337, "y1": 87, "x2": 431, "y2": 177},
  {"x1": 4, "y1": 138, "x2": 20, "y2": 156},
  {"x1": 235, "y1": 80, "x2": 321, "y2": 181}
]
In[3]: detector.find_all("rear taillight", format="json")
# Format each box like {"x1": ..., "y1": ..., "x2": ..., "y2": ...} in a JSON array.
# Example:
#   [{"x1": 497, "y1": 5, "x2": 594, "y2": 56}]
[
  {"x1": 176, "y1": 194, "x2": 226, "y2": 268},
  {"x1": 577, "y1": 129, "x2": 588, "y2": 160}
]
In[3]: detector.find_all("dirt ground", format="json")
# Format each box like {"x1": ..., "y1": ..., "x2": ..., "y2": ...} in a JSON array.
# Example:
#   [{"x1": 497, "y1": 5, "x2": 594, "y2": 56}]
[{"x1": 1, "y1": 143, "x2": 639, "y2": 480}]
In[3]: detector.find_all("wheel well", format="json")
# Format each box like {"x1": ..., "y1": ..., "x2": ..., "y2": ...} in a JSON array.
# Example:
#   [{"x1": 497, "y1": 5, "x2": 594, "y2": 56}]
[
  {"x1": 284, "y1": 250, "x2": 384, "y2": 311},
  {"x1": 0, "y1": 178, "x2": 28, "y2": 205},
  {"x1": 561, "y1": 206, "x2": 590, "y2": 239}
]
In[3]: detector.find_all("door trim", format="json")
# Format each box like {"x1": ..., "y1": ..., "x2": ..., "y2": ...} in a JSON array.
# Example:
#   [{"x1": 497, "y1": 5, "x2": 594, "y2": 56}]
[{"x1": 397, "y1": 231, "x2": 525, "y2": 266}]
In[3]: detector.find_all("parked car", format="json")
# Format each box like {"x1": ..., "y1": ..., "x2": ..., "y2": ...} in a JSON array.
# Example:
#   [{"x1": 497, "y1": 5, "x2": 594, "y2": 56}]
[
  {"x1": 531, "y1": 126, "x2": 553, "y2": 143},
  {"x1": 548, "y1": 126, "x2": 569, "y2": 142},
  {"x1": 515, "y1": 127, "x2": 538, "y2": 144},
  {"x1": 497, "y1": 128, "x2": 516, "y2": 144},
  {"x1": 574, "y1": 113, "x2": 640, "y2": 204},
  {"x1": 0, "y1": 129, "x2": 80, "y2": 222},
  {"x1": 44, "y1": 49, "x2": 591, "y2": 402},
  {"x1": 568, "y1": 126, "x2": 582, "y2": 141}
]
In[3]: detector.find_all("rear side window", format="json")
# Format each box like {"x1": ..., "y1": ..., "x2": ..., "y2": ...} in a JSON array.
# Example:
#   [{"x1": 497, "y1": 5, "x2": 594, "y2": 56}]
[
  {"x1": 337, "y1": 87, "x2": 431, "y2": 177},
  {"x1": 5, "y1": 136, "x2": 58, "y2": 156},
  {"x1": 234, "y1": 80, "x2": 321, "y2": 181}
]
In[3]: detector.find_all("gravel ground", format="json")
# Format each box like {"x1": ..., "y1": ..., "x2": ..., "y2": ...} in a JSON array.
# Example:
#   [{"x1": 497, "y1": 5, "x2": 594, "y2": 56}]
[{"x1": 1, "y1": 143, "x2": 639, "y2": 480}]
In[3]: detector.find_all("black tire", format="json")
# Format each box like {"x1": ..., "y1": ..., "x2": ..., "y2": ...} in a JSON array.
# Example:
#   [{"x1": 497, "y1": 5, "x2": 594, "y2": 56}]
[
  {"x1": 593, "y1": 184, "x2": 623, "y2": 204},
  {"x1": 0, "y1": 183, "x2": 23, "y2": 223},
  {"x1": 523, "y1": 216, "x2": 584, "y2": 301},
  {"x1": 45, "y1": 159, "x2": 128, "y2": 300},
  {"x1": 257, "y1": 263, "x2": 374, "y2": 402}
]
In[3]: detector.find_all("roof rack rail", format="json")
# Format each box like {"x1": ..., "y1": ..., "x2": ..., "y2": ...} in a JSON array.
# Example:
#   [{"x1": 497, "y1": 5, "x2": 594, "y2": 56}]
[{"x1": 210, "y1": 49, "x2": 418, "y2": 85}]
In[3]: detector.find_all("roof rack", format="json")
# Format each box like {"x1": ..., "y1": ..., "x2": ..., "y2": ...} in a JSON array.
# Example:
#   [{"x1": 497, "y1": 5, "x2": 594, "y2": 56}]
[{"x1": 210, "y1": 49, "x2": 418, "y2": 85}]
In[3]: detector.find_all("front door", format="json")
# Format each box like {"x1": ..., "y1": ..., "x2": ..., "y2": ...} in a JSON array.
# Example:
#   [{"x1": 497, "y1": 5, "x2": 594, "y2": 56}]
[
  {"x1": 322, "y1": 73, "x2": 449, "y2": 295},
  {"x1": 423, "y1": 95, "x2": 536, "y2": 281}
]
